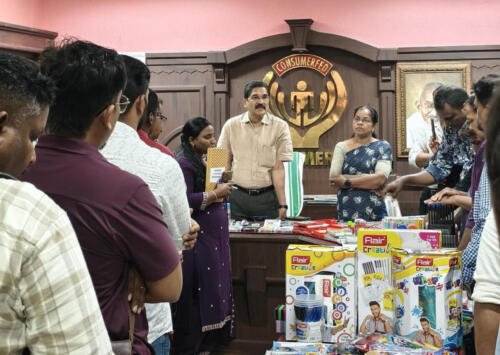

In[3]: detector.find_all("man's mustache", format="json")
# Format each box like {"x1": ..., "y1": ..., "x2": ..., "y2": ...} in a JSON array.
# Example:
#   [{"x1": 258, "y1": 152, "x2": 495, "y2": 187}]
[{"x1": 255, "y1": 104, "x2": 266, "y2": 110}]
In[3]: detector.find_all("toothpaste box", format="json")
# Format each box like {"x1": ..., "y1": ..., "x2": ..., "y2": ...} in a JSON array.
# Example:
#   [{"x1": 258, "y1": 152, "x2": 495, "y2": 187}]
[
  {"x1": 357, "y1": 229, "x2": 442, "y2": 335},
  {"x1": 285, "y1": 244, "x2": 357, "y2": 343},
  {"x1": 392, "y1": 249, "x2": 462, "y2": 350}
]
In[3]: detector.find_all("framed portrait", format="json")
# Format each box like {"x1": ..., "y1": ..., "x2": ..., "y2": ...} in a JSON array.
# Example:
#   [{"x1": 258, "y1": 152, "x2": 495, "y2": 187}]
[{"x1": 396, "y1": 61, "x2": 471, "y2": 158}]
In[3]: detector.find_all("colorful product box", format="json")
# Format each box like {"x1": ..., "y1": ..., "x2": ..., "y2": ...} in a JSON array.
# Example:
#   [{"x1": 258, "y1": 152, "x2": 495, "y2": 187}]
[
  {"x1": 285, "y1": 245, "x2": 357, "y2": 343},
  {"x1": 392, "y1": 249, "x2": 462, "y2": 350},
  {"x1": 357, "y1": 229, "x2": 442, "y2": 335}
]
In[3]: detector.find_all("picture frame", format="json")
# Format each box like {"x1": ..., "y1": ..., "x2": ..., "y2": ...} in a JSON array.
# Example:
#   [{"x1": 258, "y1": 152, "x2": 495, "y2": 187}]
[{"x1": 395, "y1": 61, "x2": 471, "y2": 158}]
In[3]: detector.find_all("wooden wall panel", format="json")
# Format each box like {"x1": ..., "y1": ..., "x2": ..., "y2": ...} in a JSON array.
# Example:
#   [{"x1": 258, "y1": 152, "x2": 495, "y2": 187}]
[{"x1": 228, "y1": 45, "x2": 380, "y2": 195}]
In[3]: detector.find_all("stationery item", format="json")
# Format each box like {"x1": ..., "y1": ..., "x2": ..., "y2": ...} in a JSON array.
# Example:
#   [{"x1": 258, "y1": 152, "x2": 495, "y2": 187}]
[
  {"x1": 384, "y1": 196, "x2": 402, "y2": 217},
  {"x1": 205, "y1": 147, "x2": 229, "y2": 193},
  {"x1": 431, "y1": 118, "x2": 437, "y2": 142},
  {"x1": 354, "y1": 333, "x2": 446, "y2": 354},
  {"x1": 268, "y1": 341, "x2": 335, "y2": 354},
  {"x1": 392, "y1": 249, "x2": 462, "y2": 350},
  {"x1": 427, "y1": 204, "x2": 456, "y2": 245},
  {"x1": 357, "y1": 229, "x2": 442, "y2": 335},
  {"x1": 383, "y1": 216, "x2": 426, "y2": 230},
  {"x1": 294, "y1": 295, "x2": 323, "y2": 342},
  {"x1": 286, "y1": 245, "x2": 357, "y2": 343}
]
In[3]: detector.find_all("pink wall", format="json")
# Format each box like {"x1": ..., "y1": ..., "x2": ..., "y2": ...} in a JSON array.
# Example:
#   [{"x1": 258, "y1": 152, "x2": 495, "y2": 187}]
[
  {"x1": 3, "y1": 0, "x2": 500, "y2": 52},
  {"x1": 1, "y1": 0, "x2": 41, "y2": 29}
]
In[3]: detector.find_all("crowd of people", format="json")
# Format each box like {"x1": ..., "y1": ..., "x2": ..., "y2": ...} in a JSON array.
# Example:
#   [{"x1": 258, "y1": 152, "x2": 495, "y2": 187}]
[{"x1": 1, "y1": 36, "x2": 499, "y2": 354}]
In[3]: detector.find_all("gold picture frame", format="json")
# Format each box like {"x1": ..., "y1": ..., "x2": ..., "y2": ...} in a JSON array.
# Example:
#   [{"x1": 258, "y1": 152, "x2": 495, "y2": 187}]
[{"x1": 396, "y1": 61, "x2": 471, "y2": 158}]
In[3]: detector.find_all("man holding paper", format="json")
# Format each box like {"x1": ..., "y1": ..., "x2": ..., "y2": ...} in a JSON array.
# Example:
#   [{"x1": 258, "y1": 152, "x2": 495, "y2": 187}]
[{"x1": 218, "y1": 80, "x2": 293, "y2": 220}]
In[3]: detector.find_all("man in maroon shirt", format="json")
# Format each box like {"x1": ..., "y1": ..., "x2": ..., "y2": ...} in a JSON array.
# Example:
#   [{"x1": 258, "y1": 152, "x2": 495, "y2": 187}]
[
  {"x1": 22, "y1": 40, "x2": 182, "y2": 355},
  {"x1": 138, "y1": 89, "x2": 174, "y2": 157}
]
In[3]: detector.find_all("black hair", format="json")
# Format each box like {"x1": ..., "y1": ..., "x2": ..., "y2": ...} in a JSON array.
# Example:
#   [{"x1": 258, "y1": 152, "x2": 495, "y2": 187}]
[
  {"x1": 180, "y1": 117, "x2": 211, "y2": 144},
  {"x1": 464, "y1": 94, "x2": 476, "y2": 111},
  {"x1": 433, "y1": 85, "x2": 468, "y2": 111},
  {"x1": 120, "y1": 55, "x2": 150, "y2": 114},
  {"x1": 420, "y1": 317, "x2": 429, "y2": 323},
  {"x1": 0, "y1": 51, "x2": 55, "y2": 126},
  {"x1": 486, "y1": 89, "x2": 500, "y2": 211},
  {"x1": 473, "y1": 74, "x2": 500, "y2": 107},
  {"x1": 244, "y1": 80, "x2": 268, "y2": 99},
  {"x1": 368, "y1": 301, "x2": 380, "y2": 307},
  {"x1": 176, "y1": 117, "x2": 213, "y2": 192},
  {"x1": 138, "y1": 89, "x2": 159, "y2": 130},
  {"x1": 40, "y1": 40, "x2": 126, "y2": 138},
  {"x1": 353, "y1": 104, "x2": 378, "y2": 138}
]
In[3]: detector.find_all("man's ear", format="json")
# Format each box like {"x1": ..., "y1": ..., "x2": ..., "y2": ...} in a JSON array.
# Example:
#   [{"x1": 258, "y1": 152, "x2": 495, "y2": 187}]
[
  {"x1": 242, "y1": 98, "x2": 249, "y2": 110},
  {"x1": 99, "y1": 104, "x2": 116, "y2": 131},
  {"x1": 148, "y1": 112, "x2": 154, "y2": 126},
  {"x1": 136, "y1": 94, "x2": 147, "y2": 118}
]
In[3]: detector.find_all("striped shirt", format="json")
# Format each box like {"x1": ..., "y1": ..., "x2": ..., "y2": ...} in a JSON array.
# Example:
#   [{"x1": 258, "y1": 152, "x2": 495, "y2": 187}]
[{"x1": 0, "y1": 179, "x2": 112, "y2": 354}]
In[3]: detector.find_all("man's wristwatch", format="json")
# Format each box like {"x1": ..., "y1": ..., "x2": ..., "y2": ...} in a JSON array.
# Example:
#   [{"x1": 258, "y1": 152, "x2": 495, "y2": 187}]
[
  {"x1": 279, "y1": 205, "x2": 288, "y2": 209},
  {"x1": 344, "y1": 179, "x2": 352, "y2": 188}
]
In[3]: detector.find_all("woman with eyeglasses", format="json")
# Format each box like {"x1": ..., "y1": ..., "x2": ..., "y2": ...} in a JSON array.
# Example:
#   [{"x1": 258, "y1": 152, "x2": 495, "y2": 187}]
[
  {"x1": 172, "y1": 117, "x2": 234, "y2": 355},
  {"x1": 329, "y1": 105, "x2": 393, "y2": 221}
]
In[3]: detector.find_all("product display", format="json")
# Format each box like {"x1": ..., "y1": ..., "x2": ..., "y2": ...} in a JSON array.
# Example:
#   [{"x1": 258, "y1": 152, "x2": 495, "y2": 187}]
[
  {"x1": 357, "y1": 229, "x2": 442, "y2": 335},
  {"x1": 285, "y1": 245, "x2": 357, "y2": 343},
  {"x1": 392, "y1": 249, "x2": 462, "y2": 350}
]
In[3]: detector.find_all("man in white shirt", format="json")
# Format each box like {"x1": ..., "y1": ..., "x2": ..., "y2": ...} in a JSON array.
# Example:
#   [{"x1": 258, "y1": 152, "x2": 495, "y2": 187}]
[
  {"x1": 407, "y1": 82, "x2": 443, "y2": 168},
  {"x1": 0, "y1": 52, "x2": 113, "y2": 353},
  {"x1": 101, "y1": 55, "x2": 197, "y2": 354}
]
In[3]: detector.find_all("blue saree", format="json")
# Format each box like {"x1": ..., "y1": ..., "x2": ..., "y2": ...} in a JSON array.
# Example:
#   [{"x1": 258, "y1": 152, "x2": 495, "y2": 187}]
[{"x1": 337, "y1": 140, "x2": 392, "y2": 221}]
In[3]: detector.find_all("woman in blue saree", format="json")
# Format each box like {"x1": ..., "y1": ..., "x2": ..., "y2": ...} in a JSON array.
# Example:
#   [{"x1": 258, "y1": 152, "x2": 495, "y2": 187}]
[{"x1": 329, "y1": 105, "x2": 392, "y2": 221}]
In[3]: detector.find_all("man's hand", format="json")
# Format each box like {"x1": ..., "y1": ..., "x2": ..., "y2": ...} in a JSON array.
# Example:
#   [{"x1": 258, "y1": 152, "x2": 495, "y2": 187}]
[
  {"x1": 427, "y1": 187, "x2": 461, "y2": 202},
  {"x1": 182, "y1": 218, "x2": 199, "y2": 250},
  {"x1": 383, "y1": 178, "x2": 405, "y2": 198},
  {"x1": 278, "y1": 207, "x2": 287, "y2": 220},
  {"x1": 429, "y1": 137, "x2": 440, "y2": 155},
  {"x1": 128, "y1": 267, "x2": 146, "y2": 314}
]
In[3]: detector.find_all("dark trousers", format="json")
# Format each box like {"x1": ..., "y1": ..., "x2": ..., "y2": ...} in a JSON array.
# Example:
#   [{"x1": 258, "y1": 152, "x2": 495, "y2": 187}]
[{"x1": 229, "y1": 187, "x2": 279, "y2": 220}]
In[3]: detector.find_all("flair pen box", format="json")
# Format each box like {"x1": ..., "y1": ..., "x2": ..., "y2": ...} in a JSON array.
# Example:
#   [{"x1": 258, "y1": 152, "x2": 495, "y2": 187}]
[
  {"x1": 285, "y1": 244, "x2": 357, "y2": 343},
  {"x1": 357, "y1": 229, "x2": 441, "y2": 335}
]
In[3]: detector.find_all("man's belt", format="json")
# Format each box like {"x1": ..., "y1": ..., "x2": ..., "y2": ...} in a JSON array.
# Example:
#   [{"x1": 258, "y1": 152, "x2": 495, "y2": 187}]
[{"x1": 234, "y1": 185, "x2": 274, "y2": 196}]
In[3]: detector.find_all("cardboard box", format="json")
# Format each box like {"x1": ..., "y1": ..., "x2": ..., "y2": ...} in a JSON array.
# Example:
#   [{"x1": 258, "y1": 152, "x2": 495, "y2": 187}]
[
  {"x1": 285, "y1": 244, "x2": 357, "y2": 343},
  {"x1": 392, "y1": 249, "x2": 462, "y2": 350},
  {"x1": 357, "y1": 229, "x2": 441, "y2": 335}
]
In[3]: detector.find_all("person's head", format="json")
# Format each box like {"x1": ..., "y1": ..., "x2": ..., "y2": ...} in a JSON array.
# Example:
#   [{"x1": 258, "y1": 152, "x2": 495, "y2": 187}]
[
  {"x1": 0, "y1": 52, "x2": 55, "y2": 177},
  {"x1": 40, "y1": 40, "x2": 126, "y2": 148},
  {"x1": 120, "y1": 55, "x2": 150, "y2": 126},
  {"x1": 485, "y1": 90, "x2": 500, "y2": 231},
  {"x1": 460, "y1": 95, "x2": 485, "y2": 146},
  {"x1": 433, "y1": 85, "x2": 468, "y2": 131},
  {"x1": 139, "y1": 89, "x2": 164, "y2": 141},
  {"x1": 369, "y1": 301, "x2": 381, "y2": 317},
  {"x1": 417, "y1": 82, "x2": 441, "y2": 124},
  {"x1": 180, "y1": 117, "x2": 215, "y2": 155},
  {"x1": 243, "y1": 81, "x2": 269, "y2": 121},
  {"x1": 352, "y1": 105, "x2": 378, "y2": 138},
  {"x1": 473, "y1": 74, "x2": 500, "y2": 131},
  {"x1": 420, "y1": 318, "x2": 430, "y2": 332}
]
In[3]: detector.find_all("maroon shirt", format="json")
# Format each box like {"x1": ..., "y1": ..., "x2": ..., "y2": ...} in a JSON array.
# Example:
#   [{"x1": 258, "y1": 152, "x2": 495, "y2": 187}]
[
  {"x1": 138, "y1": 129, "x2": 174, "y2": 157},
  {"x1": 22, "y1": 135, "x2": 179, "y2": 355}
]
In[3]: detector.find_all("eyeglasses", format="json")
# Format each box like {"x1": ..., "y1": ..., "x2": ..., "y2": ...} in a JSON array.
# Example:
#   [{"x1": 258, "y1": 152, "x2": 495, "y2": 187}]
[
  {"x1": 155, "y1": 111, "x2": 167, "y2": 121},
  {"x1": 119, "y1": 95, "x2": 130, "y2": 114},
  {"x1": 353, "y1": 117, "x2": 373, "y2": 124}
]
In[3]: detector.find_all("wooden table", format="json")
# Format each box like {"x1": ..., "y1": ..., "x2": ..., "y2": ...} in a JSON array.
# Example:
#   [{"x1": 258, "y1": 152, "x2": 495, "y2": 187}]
[{"x1": 215, "y1": 232, "x2": 339, "y2": 354}]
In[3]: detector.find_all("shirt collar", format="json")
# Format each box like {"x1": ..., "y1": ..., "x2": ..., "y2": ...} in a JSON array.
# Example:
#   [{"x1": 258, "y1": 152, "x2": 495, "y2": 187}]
[
  {"x1": 240, "y1": 111, "x2": 271, "y2": 125},
  {"x1": 36, "y1": 134, "x2": 101, "y2": 157}
]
